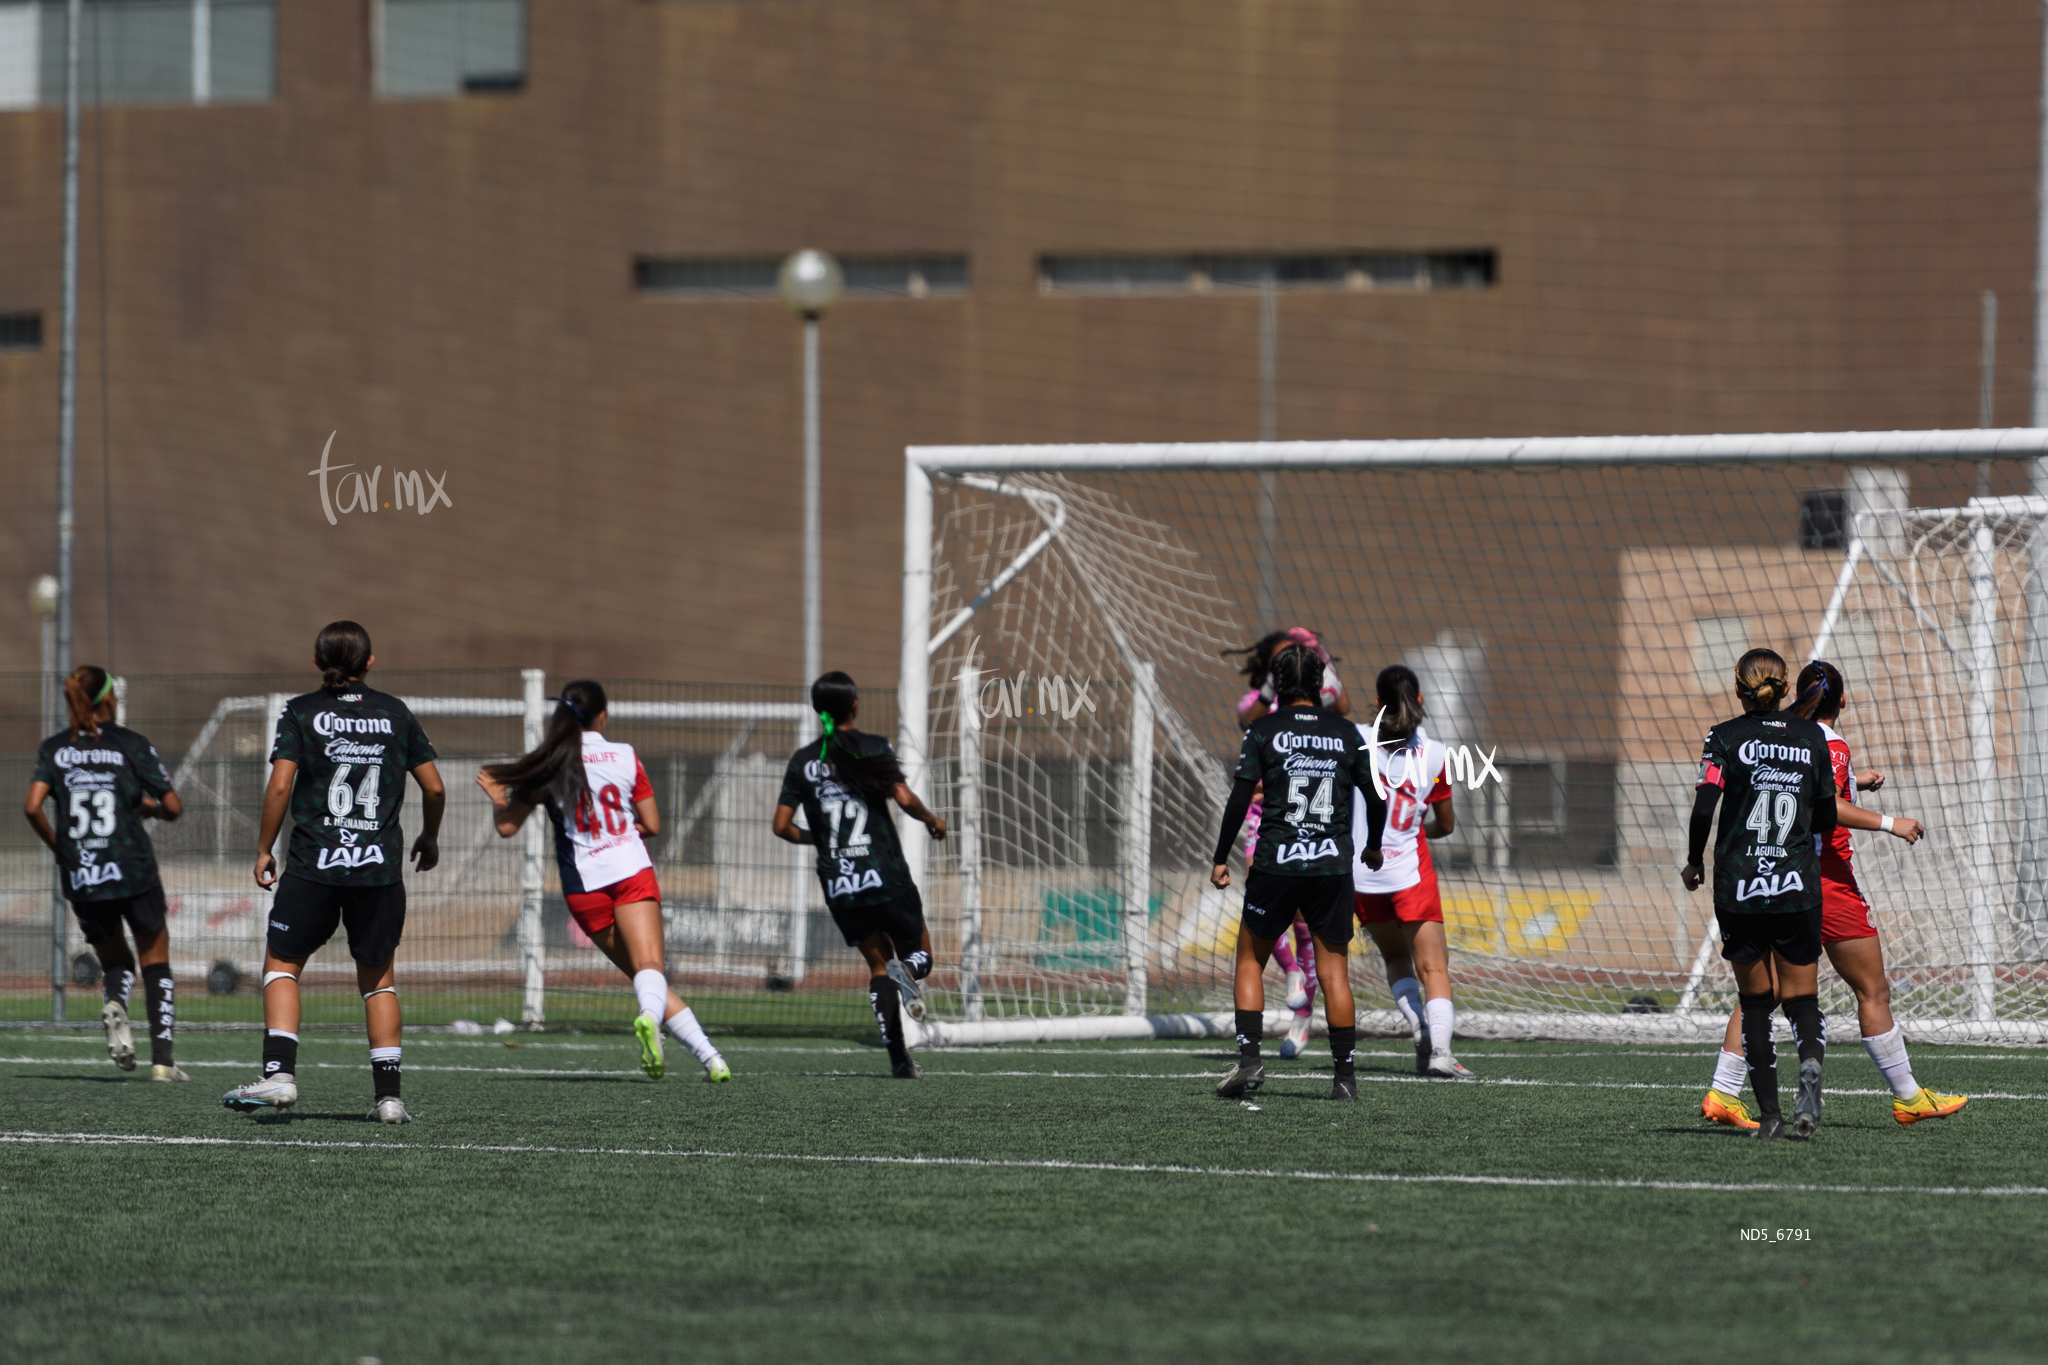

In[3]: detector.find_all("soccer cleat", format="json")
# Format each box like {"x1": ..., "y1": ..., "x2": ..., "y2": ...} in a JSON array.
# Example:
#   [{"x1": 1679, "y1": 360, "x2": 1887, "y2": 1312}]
[
  {"x1": 1893, "y1": 1087, "x2": 1968, "y2": 1126},
  {"x1": 886, "y1": 958, "x2": 926, "y2": 1022},
  {"x1": 1331, "y1": 1075, "x2": 1358, "y2": 1101},
  {"x1": 891, "y1": 1056, "x2": 919, "y2": 1080},
  {"x1": 704, "y1": 1056, "x2": 732, "y2": 1083},
  {"x1": 369, "y1": 1097, "x2": 412, "y2": 1125},
  {"x1": 1754, "y1": 1114, "x2": 1786, "y2": 1140},
  {"x1": 1700, "y1": 1087, "x2": 1759, "y2": 1131},
  {"x1": 150, "y1": 1064, "x2": 190, "y2": 1083},
  {"x1": 1279, "y1": 1014, "x2": 1312, "y2": 1060},
  {"x1": 1425, "y1": 1054, "x2": 1476, "y2": 1081},
  {"x1": 1282, "y1": 969, "x2": 1308, "y2": 1011},
  {"x1": 221, "y1": 1075, "x2": 298, "y2": 1113},
  {"x1": 1791, "y1": 1059, "x2": 1824, "y2": 1139},
  {"x1": 102, "y1": 1000, "x2": 135, "y2": 1072},
  {"x1": 1215, "y1": 1060, "x2": 1266, "y2": 1098},
  {"x1": 633, "y1": 1013, "x2": 665, "y2": 1080}
]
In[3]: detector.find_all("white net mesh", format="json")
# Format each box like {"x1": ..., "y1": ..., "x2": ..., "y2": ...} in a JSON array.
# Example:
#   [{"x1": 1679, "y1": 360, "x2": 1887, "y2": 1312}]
[{"x1": 907, "y1": 452, "x2": 2048, "y2": 1041}]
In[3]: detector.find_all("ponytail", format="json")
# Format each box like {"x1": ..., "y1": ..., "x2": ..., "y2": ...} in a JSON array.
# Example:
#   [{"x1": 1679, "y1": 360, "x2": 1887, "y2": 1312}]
[
  {"x1": 314, "y1": 620, "x2": 373, "y2": 692},
  {"x1": 1790, "y1": 660, "x2": 1845, "y2": 722},
  {"x1": 1268, "y1": 643, "x2": 1325, "y2": 707},
  {"x1": 811, "y1": 671, "x2": 903, "y2": 805},
  {"x1": 63, "y1": 665, "x2": 112, "y2": 739},
  {"x1": 482, "y1": 678, "x2": 606, "y2": 817},
  {"x1": 1734, "y1": 648, "x2": 1789, "y2": 713},
  {"x1": 1375, "y1": 664, "x2": 1426, "y2": 745}
]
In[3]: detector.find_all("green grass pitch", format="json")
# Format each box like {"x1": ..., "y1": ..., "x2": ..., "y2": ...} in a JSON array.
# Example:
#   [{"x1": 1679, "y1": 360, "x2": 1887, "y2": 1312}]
[{"x1": 4, "y1": 1028, "x2": 2047, "y2": 1364}]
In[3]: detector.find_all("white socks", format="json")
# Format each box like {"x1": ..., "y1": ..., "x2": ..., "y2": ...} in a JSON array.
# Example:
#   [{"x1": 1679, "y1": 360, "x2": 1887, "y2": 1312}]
[
  {"x1": 1425, "y1": 997, "x2": 1455, "y2": 1058},
  {"x1": 663, "y1": 1006, "x2": 721, "y2": 1066},
  {"x1": 632, "y1": 969, "x2": 669, "y2": 1023},
  {"x1": 1710, "y1": 1048, "x2": 1748, "y2": 1096},
  {"x1": 1392, "y1": 978, "x2": 1425, "y2": 1036},
  {"x1": 1862, "y1": 1024, "x2": 1920, "y2": 1100},
  {"x1": 369, "y1": 1046, "x2": 401, "y2": 1063}
]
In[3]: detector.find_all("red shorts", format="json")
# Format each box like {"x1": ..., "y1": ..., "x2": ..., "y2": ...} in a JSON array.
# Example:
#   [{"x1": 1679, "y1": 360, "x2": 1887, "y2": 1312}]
[
  {"x1": 1820, "y1": 874, "x2": 1876, "y2": 944},
  {"x1": 564, "y1": 867, "x2": 661, "y2": 936},
  {"x1": 1355, "y1": 876, "x2": 1443, "y2": 926}
]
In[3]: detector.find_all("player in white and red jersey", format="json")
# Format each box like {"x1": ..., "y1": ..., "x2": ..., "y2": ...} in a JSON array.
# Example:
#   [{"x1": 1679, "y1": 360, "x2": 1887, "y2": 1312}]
[
  {"x1": 478, "y1": 679, "x2": 729, "y2": 1083},
  {"x1": 1697, "y1": 660, "x2": 1965, "y2": 1130},
  {"x1": 1224, "y1": 628, "x2": 1349, "y2": 1056},
  {"x1": 1352, "y1": 666, "x2": 1473, "y2": 1080}
]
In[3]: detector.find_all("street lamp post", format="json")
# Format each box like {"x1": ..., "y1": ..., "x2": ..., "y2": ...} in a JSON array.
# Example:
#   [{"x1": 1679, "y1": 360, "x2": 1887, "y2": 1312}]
[
  {"x1": 30, "y1": 575, "x2": 61, "y2": 1021},
  {"x1": 776, "y1": 249, "x2": 843, "y2": 986}
]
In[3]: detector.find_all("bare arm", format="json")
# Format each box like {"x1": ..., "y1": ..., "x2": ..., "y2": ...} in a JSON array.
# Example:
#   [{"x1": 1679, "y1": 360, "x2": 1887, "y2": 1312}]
[
  {"x1": 254, "y1": 760, "x2": 297, "y2": 888},
  {"x1": 23, "y1": 780, "x2": 55, "y2": 851},
  {"x1": 892, "y1": 784, "x2": 947, "y2": 840},
  {"x1": 633, "y1": 795, "x2": 659, "y2": 840},
  {"x1": 772, "y1": 803, "x2": 813, "y2": 846},
  {"x1": 1423, "y1": 791, "x2": 1455, "y2": 840},
  {"x1": 476, "y1": 769, "x2": 536, "y2": 839},
  {"x1": 1835, "y1": 796, "x2": 1922, "y2": 843},
  {"x1": 411, "y1": 761, "x2": 445, "y2": 872},
  {"x1": 141, "y1": 790, "x2": 182, "y2": 822}
]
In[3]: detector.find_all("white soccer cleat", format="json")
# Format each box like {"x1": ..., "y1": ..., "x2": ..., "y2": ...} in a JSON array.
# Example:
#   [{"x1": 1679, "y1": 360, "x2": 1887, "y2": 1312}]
[
  {"x1": 1425, "y1": 1054, "x2": 1476, "y2": 1081},
  {"x1": 704, "y1": 1056, "x2": 732, "y2": 1083},
  {"x1": 369, "y1": 1097, "x2": 412, "y2": 1125},
  {"x1": 1282, "y1": 970, "x2": 1308, "y2": 1011},
  {"x1": 102, "y1": 999, "x2": 135, "y2": 1071},
  {"x1": 221, "y1": 1075, "x2": 298, "y2": 1113},
  {"x1": 886, "y1": 958, "x2": 926, "y2": 1022},
  {"x1": 150, "y1": 1064, "x2": 190, "y2": 1083},
  {"x1": 1278, "y1": 1014, "x2": 1313, "y2": 1059}
]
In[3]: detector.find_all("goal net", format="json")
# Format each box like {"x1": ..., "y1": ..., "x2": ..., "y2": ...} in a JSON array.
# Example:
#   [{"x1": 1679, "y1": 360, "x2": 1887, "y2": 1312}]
[{"x1": 895, "y1": 432, "x2": 2048, "y2": 1044}]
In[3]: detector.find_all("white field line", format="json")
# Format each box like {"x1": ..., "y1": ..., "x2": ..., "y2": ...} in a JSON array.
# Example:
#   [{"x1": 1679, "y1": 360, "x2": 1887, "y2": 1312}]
[
  {"x1": 5, "y1": 1057, "x2": 2046, "y2": 1098},
  {"x1": 0, "y1": 1128, "x2": 2042, "y2": 1198}
]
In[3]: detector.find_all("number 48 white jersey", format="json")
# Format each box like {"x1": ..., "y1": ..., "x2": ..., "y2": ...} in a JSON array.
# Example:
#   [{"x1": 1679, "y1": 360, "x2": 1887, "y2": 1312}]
[
  {"x1": 1351, "y1": 728, "x2": 1449, "y2": 893},
  {"x1": 542, "y1": 732, "x2": 655, "y2": 894}
]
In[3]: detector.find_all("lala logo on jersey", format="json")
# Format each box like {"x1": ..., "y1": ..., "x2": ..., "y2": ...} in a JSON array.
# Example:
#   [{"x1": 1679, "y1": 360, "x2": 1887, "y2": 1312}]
[
  {"x1": 828, "y1": 868, "x2": 884, "y2": 898},
  {"x1": 1276, "y1": 838, "x2": 1341, "y2": 865},
  {"x1": 1736, "y1": 870, "x2": 1805, "y2": 902},
  {"x1": 317, "y1": 844, "x2": 387, "y2": 871},
  {"x1": 68, "y1": 850, "x2": 124, "y2": 891}
]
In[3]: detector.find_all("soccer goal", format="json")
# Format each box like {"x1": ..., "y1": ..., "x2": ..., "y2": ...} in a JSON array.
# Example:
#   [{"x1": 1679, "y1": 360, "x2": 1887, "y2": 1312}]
[{"x1": 893, "y1": 430, "x2": 2048, "y2": 1046}]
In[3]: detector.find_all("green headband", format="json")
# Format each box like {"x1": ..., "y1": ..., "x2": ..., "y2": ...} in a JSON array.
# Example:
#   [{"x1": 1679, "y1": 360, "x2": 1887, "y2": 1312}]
[
  {"x1": 819, "y1": 711, "x2": 836, "y2": 739},
  {"x1": 91, "y1": 674, "x2": 113, "y2": 706}
]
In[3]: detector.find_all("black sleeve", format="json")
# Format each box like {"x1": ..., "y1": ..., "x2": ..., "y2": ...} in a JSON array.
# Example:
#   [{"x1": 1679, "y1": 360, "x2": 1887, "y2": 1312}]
[
  {"x1": 1211, "y1": 777, "x2": 1258, "y2": 867},
  {"x1": 1811, "y1": 776, "x2": 1837, "y2": 835},
  {"x1": 1356, "y1": 772, "x2": 1387, "y2": 857},
  {"x1": 1687, "y1": 786, "x2": 1719, "y2": 866}
]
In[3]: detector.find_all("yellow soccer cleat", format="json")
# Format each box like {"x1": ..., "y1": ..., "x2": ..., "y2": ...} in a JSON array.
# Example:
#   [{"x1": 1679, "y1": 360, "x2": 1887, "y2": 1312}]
[
  {"x1": 1701, "y1": 1087, "x2": 1758, "y2": 1130},
  {"x1": 1893, "y1": 1087, "x2": 1968, "y2": 1126},
  {"x1": 633, "y1": 1013, "x2": 665, "y2": 1080}
]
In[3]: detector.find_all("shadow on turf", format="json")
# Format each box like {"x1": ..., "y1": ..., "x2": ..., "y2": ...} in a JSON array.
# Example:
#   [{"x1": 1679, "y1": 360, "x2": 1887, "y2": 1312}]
[{"x1": 9, "y1": 1072, "x2": 147, "y2": 1085}]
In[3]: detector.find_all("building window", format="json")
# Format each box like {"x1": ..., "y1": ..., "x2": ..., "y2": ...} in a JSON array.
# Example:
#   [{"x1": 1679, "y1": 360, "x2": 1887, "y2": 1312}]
[
  {"x1": 0, "y1": 311, "x2": 42, "y2": 350},
  {"x1": 375, "y1": 0, "x2": 526, "y2": 98},
  {"x1": 635, "y1": 255, "x2": 971, "y2": 300},
  {"x1": 0, "y1": 1, "x2": 274, "y2": 110},
  {"x1": 1038, "y1": 250, "x2": 1496, "y2": 296},
  {"x1": 1799, "y1": 489, "x2": 1847, "y2": 550}
]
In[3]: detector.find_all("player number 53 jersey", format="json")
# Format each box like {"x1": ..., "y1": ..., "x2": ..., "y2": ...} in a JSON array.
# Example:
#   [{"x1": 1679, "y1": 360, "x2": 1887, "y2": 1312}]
[
  {"x1": 1696, "y1": 711, "x2": 1832, "y2": 914},
  {"x1": 272, "y1": 686, "x2": 436, "y2": 886},
  {"x1": 32, "y1": 723, "x2": 175, "y2": 902}
]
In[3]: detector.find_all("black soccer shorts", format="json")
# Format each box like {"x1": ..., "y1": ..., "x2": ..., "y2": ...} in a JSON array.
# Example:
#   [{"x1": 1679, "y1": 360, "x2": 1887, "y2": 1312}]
[
  {"x1": 1716, "y1": 906, "x2": 1824, "y2": 967},
  {"x1": 70, "y1": 883, "x2": 168, "y2": 944},
  {"x1": 267, "y1": 874, "x2": 408, "y2": 966},
  {"x1": 828, "y1": 886, "x2": 927, "y2": 949},
  {"x1": 1241, "y1": 870, "x2": 1355, "y2": 950}
]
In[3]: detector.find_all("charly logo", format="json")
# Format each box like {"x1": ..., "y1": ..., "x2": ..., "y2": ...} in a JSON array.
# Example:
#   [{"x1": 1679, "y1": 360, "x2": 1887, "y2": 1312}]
[
  {"x1": 976, "y1": 672, "x2": 1098, "y2": 723},
  {"x1": 310, "y1": 432, "x2": 453, "y2": 526}
]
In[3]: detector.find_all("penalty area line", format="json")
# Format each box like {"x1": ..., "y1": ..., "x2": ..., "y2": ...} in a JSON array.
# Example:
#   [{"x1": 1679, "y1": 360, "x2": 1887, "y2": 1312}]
[{"x1": 0, "y1": 1129, "x2": 2043, "y2": 1198}]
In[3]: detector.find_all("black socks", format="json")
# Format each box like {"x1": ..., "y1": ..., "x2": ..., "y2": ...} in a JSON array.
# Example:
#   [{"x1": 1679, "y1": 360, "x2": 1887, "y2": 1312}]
[
  {"x1": 1235, "y1": 1008, "x2": 1262, "y2": 1061},
  {"x1": 370, "y1": 1048, "x2": 402, "y2": 1101},
  {"x1": 1780, "y1": 994, "x2": 1826, "y2": 1068},
  {"x1": 869, "y1": 976, "x2": 908, "y2": 1065},
  {"x1": 902, "y1": 949, "x2": 933, "y2": 981},
  {"x1": 141, "y1": 963, "x2": 174, "y2": 1067},
  {"x1": 1328, "y1": 1024, "x2": 1356, "y2": 1078},
  {"x1": 102, "y1": 962, "x2": 134, "y2": 1007},
  {"x1": 1738, "y1": 991, "x2": 1779, "y2": 1117},
  {"x1": 262, "y1": 1031, "x2": 299, "y2": 1081}
]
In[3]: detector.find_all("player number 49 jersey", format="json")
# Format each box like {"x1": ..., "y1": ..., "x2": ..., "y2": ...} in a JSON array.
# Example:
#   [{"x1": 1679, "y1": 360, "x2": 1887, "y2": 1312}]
[{"x1": 1696, "y1": 711, "x2": 1832, "y2": 915}]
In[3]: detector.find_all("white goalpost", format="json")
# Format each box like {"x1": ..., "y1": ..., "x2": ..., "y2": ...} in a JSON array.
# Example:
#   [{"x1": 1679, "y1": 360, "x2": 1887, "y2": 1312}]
[{"x1": 895, "y1": 429, "x2": 2048, "y2": 1047}]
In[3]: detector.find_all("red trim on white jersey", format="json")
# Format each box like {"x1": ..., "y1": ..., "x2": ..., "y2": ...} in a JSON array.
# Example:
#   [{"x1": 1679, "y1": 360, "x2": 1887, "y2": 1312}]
[
  {"x1": 1351, "y1": 729, "x2": 1450, "y2": 893},
  {"x1": 548, "y1": 733, "x2": 654, "y2": 893}
]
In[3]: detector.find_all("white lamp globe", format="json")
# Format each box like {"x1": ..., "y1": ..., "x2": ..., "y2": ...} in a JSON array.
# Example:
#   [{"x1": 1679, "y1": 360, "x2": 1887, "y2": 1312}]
[
  {"x1": 29, "y1": 574, "x2": 57, "y2": 621},
  {"x1": 778, "y1": 249, "x2": 845, "y2": 318}
]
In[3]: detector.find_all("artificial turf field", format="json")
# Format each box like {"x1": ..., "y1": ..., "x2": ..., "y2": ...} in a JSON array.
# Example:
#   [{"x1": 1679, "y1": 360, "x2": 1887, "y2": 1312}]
[{"x1": 4, "y1": 1029, "x2": 2047, "y2": 1364}]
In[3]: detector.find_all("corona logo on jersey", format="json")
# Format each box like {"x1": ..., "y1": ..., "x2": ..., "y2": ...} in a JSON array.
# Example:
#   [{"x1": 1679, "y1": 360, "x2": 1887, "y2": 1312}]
[
  {"x1": 312, "y1": 712, "x2": 394, "y2": 738},
  {"x1": 1364, "y1": 707, "x2": 1503, "y2": 799},
  {"x1": 52, "y1": 746, "x2": 126, "y2": 769},
  {"x1": 1737, "y1": 739, "x2": 1814, "y2": 767},
  {"x1": 1277, "y1": 837, "x2": 1341, "y2": 864},
  {"x1": 1270, "y1": 730, "x2": 1347, "y2": 754}
]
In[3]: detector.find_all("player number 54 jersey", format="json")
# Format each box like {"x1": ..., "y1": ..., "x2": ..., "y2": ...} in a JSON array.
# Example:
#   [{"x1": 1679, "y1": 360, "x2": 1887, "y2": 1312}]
[{"x1": 1234, "y1": 705, "x2": 1382, "y2": 876}]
